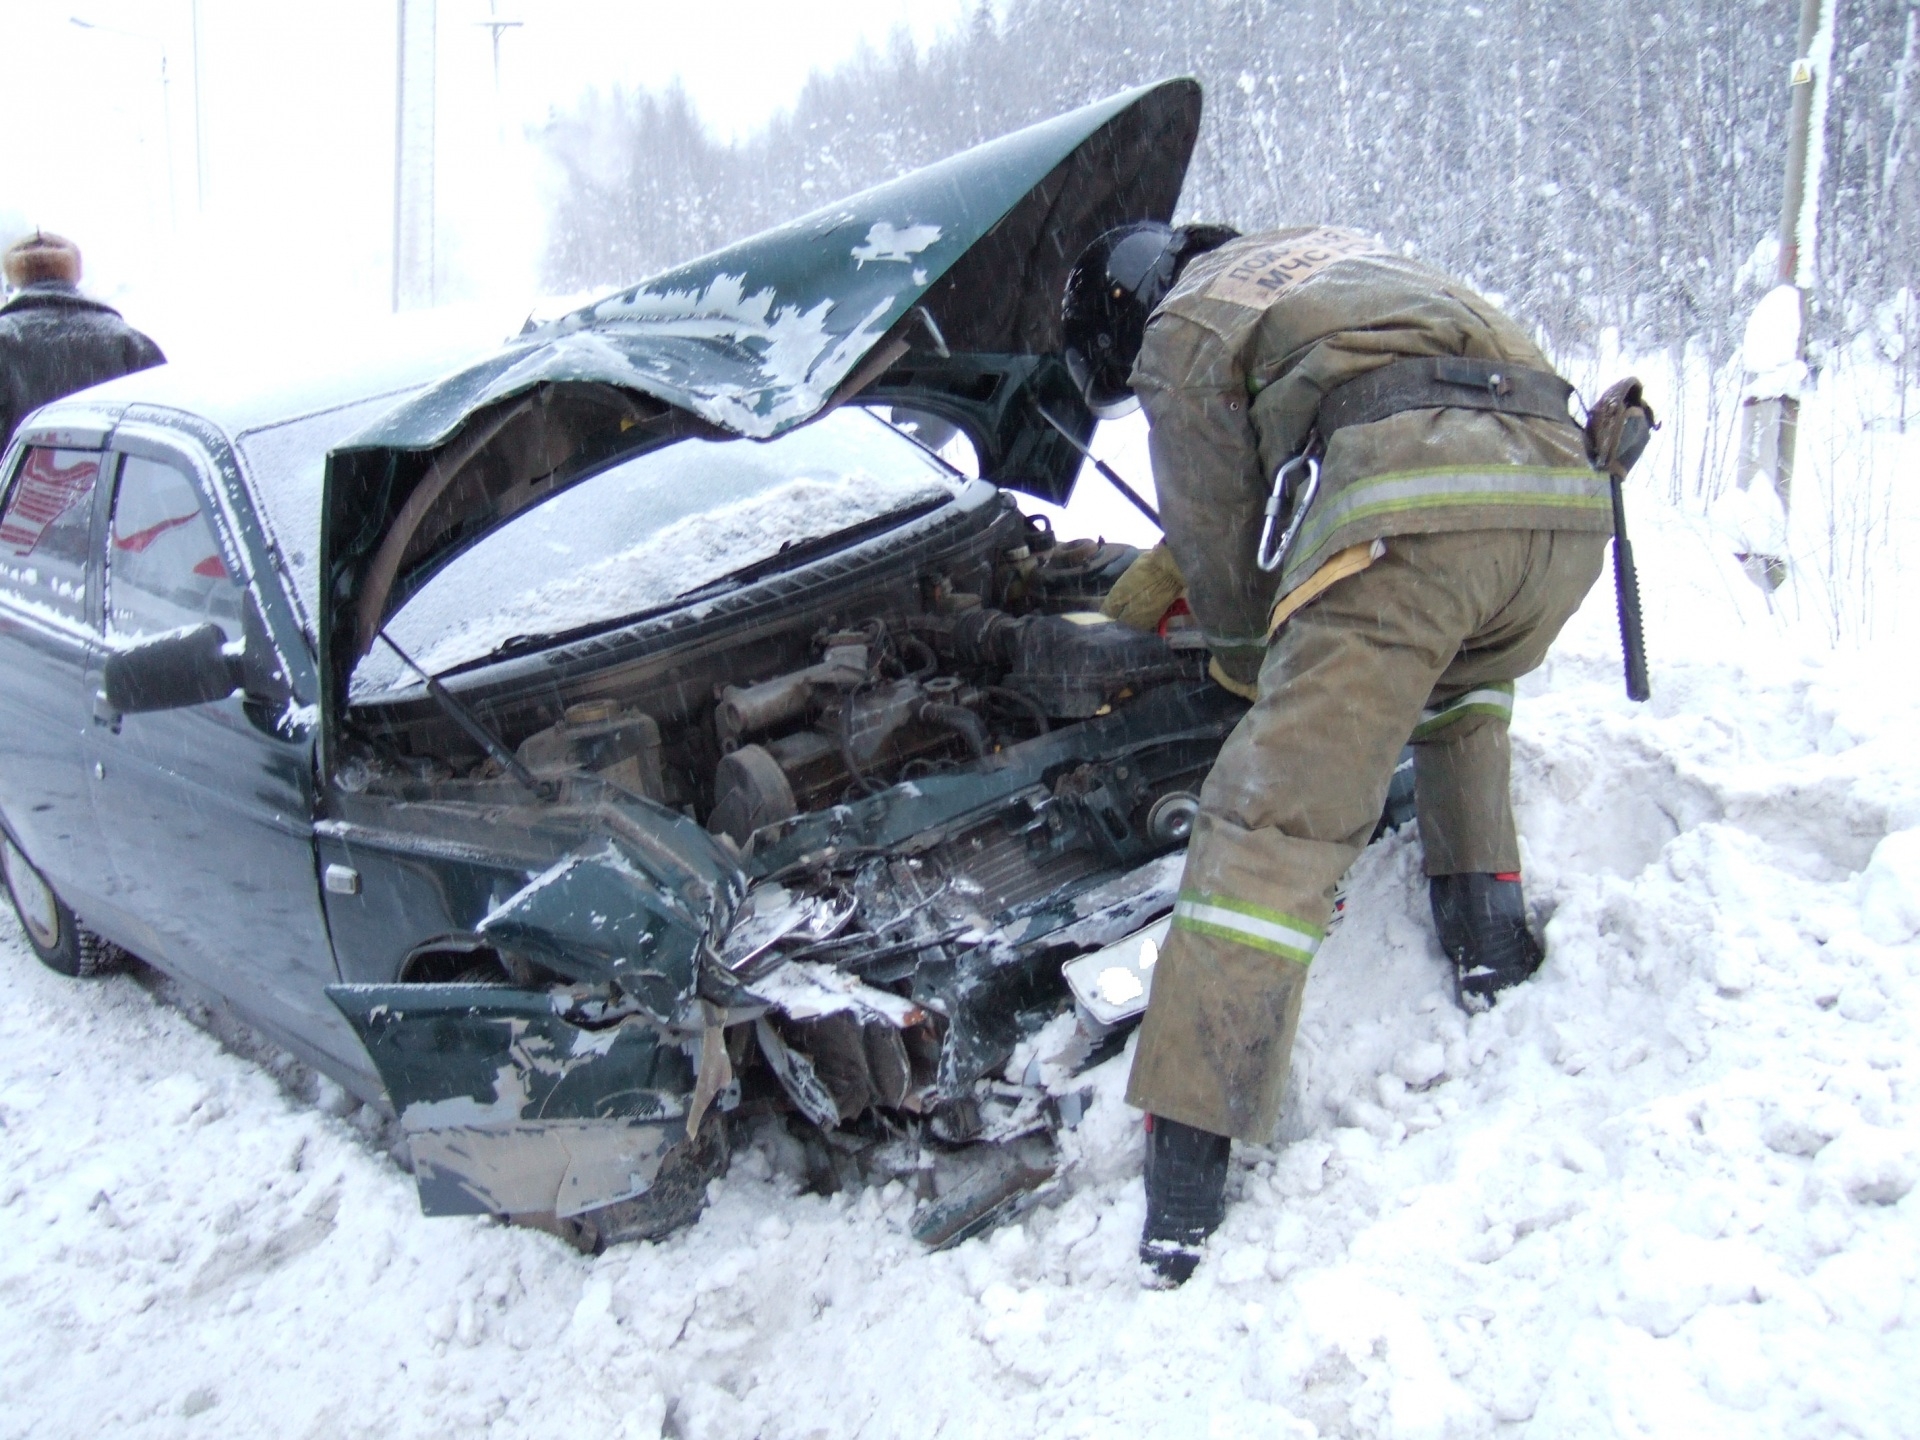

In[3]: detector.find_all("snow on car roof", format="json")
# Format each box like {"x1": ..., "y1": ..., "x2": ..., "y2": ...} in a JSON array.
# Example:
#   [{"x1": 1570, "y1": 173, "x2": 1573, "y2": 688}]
[
  {"x1": 40, "y1": 304, "x2": 522, "y2": 444},
  {"x1": 15, "y1": 306, "x2": 540, "y2": 639}
]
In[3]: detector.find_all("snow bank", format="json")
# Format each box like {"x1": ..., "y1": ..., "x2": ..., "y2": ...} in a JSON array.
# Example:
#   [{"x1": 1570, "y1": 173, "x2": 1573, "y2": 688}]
[{"x1": 3, "y1": 417, "x2": 1918, "y2": 1438}]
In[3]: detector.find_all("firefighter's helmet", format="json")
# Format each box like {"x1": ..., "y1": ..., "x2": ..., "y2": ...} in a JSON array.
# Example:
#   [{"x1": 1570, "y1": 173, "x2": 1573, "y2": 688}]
[{"x1": 1060, "y1": 222, "x2": 1238, "y2": 418}]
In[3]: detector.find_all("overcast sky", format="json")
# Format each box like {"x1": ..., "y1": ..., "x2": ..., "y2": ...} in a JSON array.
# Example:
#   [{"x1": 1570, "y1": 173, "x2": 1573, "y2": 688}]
[{"x1": 0, "y1": 0, "x2": 973, "y2": 348}]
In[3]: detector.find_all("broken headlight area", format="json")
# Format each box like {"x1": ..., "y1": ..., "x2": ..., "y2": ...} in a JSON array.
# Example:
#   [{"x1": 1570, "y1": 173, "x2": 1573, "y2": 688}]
[{"x1": 704, "y1": 754, "x2": 1225, "y2": 1245}]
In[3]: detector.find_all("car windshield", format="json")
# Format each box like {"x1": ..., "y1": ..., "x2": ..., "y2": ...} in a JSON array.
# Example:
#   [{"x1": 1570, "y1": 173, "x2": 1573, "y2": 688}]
[
  {"x1": 351, "y1": 407, "x2": 961, "y2": 699},
  {"x1": 237, "y1": 390, "x2": 424, "y2": 635}
]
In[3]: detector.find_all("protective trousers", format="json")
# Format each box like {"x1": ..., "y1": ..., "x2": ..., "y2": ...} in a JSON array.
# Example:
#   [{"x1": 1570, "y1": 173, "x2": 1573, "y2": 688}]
[{"x1": 1125, "y1": 528, "x2": 1607, "y2": 1141}]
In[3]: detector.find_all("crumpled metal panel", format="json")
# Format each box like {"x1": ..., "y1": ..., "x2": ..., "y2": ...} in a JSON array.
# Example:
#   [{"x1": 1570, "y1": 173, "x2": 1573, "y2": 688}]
[
  {"x1": 413, "y1": 1117, "x2": 684, "y2": 1220},
  {"x1": 325, "y1": 807, "x2": 744, "y2": 1219},
  {"x1": 475, "y1": 841, "x2": 704, "y2": 1017},
  {"x1": 326, "y1": 982, "x2": 697, "y2": 1218},
  {"x1": 339, "y1": 79, "x2": 1199, "y2": 453}
]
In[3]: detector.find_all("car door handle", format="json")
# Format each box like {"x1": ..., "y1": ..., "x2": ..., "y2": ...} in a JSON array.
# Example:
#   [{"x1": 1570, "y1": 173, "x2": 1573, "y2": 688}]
[{"x1": 91, "y1": 690, "x2": 122, "y2": 734}]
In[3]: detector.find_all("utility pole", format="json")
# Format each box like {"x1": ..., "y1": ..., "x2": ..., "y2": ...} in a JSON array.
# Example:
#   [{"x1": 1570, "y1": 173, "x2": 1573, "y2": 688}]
[
  {"x1": 475, "y1": 0, "x2": 522, "y2": 96},
  {"x1": 1733, "y1": 0, "x2": 1834, "y2": 592},
  {"x1": 191, "y1": 0, "x2": 205, "y2": 212},
  {"x1": 69, "y1": 16, "x2": 177, "y2": 233},
  {"x1": 392, "y1": 0, "x2": 406, "y2": 313},
  {"x1": 392, "y1": 0, "x2": 438, "y2": 311}
]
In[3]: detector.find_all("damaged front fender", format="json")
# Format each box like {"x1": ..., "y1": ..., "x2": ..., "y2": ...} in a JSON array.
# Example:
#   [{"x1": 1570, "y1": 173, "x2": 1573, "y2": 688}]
[
  {"x1": 475, "y1": 838, "x2": 717, "y2": 1021},
  {"x1": 327, "y1": 802, "x2": 745, "y2": 1222},
  {"x1": 327, "y1": 983, "x2": 704, "y2": 1219}
]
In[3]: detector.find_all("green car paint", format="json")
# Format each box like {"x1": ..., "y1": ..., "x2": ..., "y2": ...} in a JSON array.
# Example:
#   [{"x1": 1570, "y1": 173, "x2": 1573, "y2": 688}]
[{"x1": 320, "y1": 79, "x2": 1208, "y2": 1230}]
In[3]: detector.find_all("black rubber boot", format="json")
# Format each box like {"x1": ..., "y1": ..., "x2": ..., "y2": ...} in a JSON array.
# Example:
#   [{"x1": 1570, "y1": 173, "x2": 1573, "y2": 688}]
[
  {"x1": 1139, "y1": 1114, "x2": 1230, "y2": 1285},
  {"x1": 1429, "y1": 872, "x2": 1544, "y2": 1010}
]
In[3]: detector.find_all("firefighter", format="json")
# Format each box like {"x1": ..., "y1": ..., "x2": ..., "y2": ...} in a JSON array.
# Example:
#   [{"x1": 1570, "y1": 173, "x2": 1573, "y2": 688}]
[
  {"x1": 2, "y1": 232, "x2": 165, "y2": 445},
  {"x1": 1061, "y1": 223, "x2": 1641, "y2": 1284}
]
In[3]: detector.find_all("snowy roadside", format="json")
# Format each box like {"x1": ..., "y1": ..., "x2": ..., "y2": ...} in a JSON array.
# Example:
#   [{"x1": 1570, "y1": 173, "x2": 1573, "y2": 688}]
[{"x1": 3, "y1": 428, "x2": 1919, "y2": 1439}]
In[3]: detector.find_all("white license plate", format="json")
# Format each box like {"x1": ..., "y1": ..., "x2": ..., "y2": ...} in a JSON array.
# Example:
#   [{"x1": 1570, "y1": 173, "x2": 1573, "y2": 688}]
[{"x1": 1061, "y1": 915, "x2": 1171, "y2": 1032}]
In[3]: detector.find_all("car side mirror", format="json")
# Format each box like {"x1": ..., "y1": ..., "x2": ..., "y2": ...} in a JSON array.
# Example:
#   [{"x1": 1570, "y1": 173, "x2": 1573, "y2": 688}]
[{"x1": 102, "y1": 623, "x2": 242, "y2": 714}]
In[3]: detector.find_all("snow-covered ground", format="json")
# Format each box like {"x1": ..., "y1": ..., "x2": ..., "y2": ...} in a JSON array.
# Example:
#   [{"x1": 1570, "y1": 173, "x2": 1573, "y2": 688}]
[{"x1": 2, "y1": 371, "x2": 1918, "y2": 1438}]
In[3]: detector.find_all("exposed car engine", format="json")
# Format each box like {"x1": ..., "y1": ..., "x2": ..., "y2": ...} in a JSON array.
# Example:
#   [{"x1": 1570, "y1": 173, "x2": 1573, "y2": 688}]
[
  {"x1": 444, "y1": 525, "x2": 1211, "y2": 839},
  {"x1": 700, "y1": 600, "x2": 1198, "y2": 844},
  {"x1": 340, "y1": 504, "x2": 1250, "y2": 1242}
]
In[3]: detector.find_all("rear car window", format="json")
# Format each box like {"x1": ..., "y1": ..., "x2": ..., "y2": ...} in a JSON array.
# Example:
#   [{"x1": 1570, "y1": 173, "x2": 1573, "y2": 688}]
[
  {"x1": 0, "y1": 447, "x2": 101, "y2": 624},
  {"x1": 106, "y1": 454, "x2": 244, "y2": 640},
  {"x1": 353, "y1": 408, "x2": 962, "y2": 697}
]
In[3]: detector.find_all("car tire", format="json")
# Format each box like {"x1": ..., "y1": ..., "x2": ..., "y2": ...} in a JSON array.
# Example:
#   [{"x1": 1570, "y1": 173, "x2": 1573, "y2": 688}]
[
  {"x1": 1, "y1": 835, "x2": 116, "y2": 978},
  {"x1": 571, "y1": 1119, "x2": 731, "y2": 1252}
]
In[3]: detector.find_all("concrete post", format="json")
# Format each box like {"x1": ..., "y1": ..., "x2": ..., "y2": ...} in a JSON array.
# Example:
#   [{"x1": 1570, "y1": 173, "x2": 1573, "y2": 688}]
[{"x1": 1733, "y1": 0, "x2": 1832, "y2": 591}]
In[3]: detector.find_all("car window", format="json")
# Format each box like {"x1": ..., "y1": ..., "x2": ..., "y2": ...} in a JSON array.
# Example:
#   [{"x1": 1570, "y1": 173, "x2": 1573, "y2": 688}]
[
  {"x1": 0, "y1": 447, "x2": 101, "y2": 624},
  {"x1": 236, "y1": 392, "x2": 413, "y2": 633},
  {"x1": 353, "y1": 408, "x2": 963, "y2": 697},
  {"x1": 882, "y1": 406, "x2": 981, "y2": 477},
  {"x1": 105, "y1": 454, "x2": 244, "y2": 640}
]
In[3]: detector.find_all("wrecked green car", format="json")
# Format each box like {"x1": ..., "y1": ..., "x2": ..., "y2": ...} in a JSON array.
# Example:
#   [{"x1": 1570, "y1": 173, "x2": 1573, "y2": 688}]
[{"x1": 0, "y1": 79, "x2": 1276, "y2": 1246}]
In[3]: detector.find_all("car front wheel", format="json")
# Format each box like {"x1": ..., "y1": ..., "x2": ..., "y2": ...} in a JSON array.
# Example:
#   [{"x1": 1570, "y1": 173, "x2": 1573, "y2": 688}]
[{"x1": 2, "y1": 835, "x2": 114, "y2": 977}]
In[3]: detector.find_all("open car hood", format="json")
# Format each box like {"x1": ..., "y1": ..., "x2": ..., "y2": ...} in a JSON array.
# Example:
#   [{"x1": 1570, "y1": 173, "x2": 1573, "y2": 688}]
[{"x1": 319, "y1": 78, "x2": 1201, "y2": 712}]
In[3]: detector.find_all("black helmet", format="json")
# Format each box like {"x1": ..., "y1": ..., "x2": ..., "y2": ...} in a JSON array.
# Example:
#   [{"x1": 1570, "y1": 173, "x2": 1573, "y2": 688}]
[{"x1": 1061, "y1": 222, "x2": 1238, "y2": 419}]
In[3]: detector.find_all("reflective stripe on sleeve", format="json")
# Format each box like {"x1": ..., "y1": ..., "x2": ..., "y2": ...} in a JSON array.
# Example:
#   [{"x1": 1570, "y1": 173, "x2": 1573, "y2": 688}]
[
  {"x1": 1171, "y1": 891, "x2": 1323, "y2": 966},
  {"x1": 1411, "y1": 681, "x2": 1515, "y2": 741}
]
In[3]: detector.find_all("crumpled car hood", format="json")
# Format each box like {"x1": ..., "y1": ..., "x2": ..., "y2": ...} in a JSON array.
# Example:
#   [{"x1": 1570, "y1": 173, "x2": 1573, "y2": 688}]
[
  {"x1": 318, "y1": 79, "x2": 1200, "y2": 711},
  {"x1": 354, "y1": 78, "x2": 1199, "y2": 446}
]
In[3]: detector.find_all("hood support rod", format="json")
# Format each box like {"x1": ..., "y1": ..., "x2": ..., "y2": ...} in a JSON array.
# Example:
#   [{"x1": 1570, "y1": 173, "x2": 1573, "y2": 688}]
[
  {"x1": 1033, "y1": 404, "x2": 1160, "y2": 528},
  {"x1": 376, "y1": 632, "x2": 552, "y2": 800}
]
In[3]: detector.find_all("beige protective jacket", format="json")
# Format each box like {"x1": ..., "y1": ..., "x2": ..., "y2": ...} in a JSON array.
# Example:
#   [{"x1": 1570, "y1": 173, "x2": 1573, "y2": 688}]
[{"x1": 1130, "y1": 226, "x2": 1612, "y2": 649}]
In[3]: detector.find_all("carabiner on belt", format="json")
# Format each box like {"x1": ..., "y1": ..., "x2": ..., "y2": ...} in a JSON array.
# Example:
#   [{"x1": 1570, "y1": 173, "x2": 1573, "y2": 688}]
[{"x1": 1256, "y1": 451, "x2": 1320, "y2": 573}]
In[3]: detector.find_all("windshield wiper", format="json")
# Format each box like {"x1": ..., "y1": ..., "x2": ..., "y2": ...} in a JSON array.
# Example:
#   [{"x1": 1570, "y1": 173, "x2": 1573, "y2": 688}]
[
  {"x1": 447, "y1": 581, "x2": 745, "y2": 674},
  {"x1": 375, "y1": 631, "x2": 553, "y2": 800},
  {"x1": 706, "y1": 495, "x2": 952, "y2": 589},
  {"x1": 469, "y1": 632, "x2": 552, "y2": 662}
]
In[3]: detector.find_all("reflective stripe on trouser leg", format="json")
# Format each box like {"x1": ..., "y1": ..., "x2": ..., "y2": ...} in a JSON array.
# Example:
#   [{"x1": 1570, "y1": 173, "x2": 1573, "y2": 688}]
[
  {"x1": 1126, "y1": 814, "x2": 1353, "y2": 1141},
  {"x1": 1409, "y1": 681, "x2": 1514, "y2": 741},
  {"x1": 1172, "y1": 891, "x2": 1323, "y2": 964},
  {"x1": 1413, "y1": 708, "x2": 1521, "y2": 876},
  {"x1": 1128, "y1": 919, "x2": 1311, "y2": 1142}
]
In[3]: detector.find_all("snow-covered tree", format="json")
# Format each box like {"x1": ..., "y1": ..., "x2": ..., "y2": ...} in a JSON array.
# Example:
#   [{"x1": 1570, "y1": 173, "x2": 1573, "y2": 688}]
[{"x1": 541, "y1": 0, "x2": 1920, "y2": 384}]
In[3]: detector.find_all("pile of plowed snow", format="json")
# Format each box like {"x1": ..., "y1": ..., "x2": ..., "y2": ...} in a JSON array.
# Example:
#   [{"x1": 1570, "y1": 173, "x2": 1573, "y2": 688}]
[{"x1": 2, "y1": 409, "x2": 1917, "y2": 1439}]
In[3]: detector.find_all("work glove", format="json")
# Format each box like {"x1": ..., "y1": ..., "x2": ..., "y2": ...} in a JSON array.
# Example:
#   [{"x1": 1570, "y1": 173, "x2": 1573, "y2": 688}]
[
  {"x1": 1100, "y1": 541, "x2": 1188, "y2": 632},
  {"x1": 1100, "y1": 542, "x2": 1265, "y2": 700}
]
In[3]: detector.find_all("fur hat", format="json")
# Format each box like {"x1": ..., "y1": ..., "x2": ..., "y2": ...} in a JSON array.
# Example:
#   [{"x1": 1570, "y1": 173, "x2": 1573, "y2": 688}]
[{"x1": 3, "y1": 232, "x2": 81, "y2": 287}]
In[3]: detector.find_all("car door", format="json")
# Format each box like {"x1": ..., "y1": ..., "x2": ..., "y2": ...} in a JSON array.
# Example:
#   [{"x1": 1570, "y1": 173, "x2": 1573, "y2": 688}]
[
  {"x1": 84, "y1": 431, "x2": 360, "y2": 1072},
  {"x1": 0, "y1": 430, "x2": 117, "y2": 919}
]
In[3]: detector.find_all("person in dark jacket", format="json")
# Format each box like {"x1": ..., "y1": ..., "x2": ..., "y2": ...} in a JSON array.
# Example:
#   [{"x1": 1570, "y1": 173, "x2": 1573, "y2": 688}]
[{"x1": 1, "y1": 232, "x2": 165, "y2": 445}]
